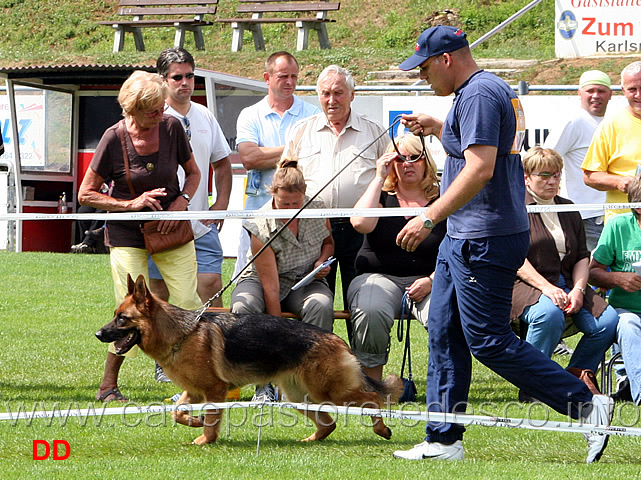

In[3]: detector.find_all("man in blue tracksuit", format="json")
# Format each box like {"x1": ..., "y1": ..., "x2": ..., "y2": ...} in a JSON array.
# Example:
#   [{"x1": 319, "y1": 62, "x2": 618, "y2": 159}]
[{"x1": 392, "y1": 26, "x2": 613, "y2": 464}]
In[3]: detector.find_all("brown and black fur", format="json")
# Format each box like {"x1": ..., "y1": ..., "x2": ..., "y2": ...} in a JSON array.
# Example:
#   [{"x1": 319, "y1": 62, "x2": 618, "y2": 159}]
[{"x1": 96, "y1": 275, "x2": 403, "y2": 445}]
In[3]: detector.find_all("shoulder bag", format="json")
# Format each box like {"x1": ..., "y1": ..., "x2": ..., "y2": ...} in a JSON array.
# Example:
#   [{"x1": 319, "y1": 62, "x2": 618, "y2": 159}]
[{"x1": 119, "y1": 121, "x2": 193, "y2": 255}]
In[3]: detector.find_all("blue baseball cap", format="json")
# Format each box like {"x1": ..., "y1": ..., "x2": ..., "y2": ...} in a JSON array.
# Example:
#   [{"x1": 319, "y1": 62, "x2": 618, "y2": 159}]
[{"x1": 399, "y1": 25, "x2": 469, "y2": 71}]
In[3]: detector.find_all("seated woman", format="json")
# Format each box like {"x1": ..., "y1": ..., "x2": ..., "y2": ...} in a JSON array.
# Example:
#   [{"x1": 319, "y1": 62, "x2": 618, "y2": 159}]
[
  {"x1": 511, "y1": 147, "x2": 618, "y2": 378},
  {"x1": 231, "y1": 159, "x2": 335, "y2": 332},
  {"x1": 347, "y1": 134, "x2": 446, "y2": 381}
]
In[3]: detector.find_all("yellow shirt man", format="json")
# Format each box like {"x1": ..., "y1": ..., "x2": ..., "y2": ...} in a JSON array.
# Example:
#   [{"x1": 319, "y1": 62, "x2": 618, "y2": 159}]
[
  {"x1": 583, "y1": 61, "x2": 641, "y2": 221},
  {"x1": 582, "y1": 108, "x2": 641, "y2": 220}
]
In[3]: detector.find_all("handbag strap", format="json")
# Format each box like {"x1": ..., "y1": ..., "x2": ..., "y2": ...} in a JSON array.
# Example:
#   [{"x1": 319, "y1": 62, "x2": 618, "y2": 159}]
[
  {"x1": 119, "y1": 120, "x2": 137, "y2": 199},
  {"x1": 397, "y1": 290, "x2": 413, "y2": 380}
]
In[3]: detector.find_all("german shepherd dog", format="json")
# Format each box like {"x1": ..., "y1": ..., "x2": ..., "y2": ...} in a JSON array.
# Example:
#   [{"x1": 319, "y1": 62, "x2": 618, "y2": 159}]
[{"x1": 96, "y1": 275, "x2": 403, "y2": 445}]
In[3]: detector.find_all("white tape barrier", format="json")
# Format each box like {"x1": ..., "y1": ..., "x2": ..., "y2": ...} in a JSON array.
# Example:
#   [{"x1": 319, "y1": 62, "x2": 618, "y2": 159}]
[
  {"x1": 1, "y1": 400, "x2": 640, "y2": 437},
  {"x1": 1, "y1": 203, "x2": 640, "y2": 221}
]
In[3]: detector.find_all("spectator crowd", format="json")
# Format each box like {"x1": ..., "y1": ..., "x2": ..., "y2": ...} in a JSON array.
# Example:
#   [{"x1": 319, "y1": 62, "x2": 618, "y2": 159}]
[{"x1": 83, "y1": 35, "x2": 641, "y2": 464}]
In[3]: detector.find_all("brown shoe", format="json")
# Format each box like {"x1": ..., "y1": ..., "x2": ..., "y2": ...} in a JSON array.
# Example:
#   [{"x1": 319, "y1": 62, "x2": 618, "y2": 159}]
[{"x1": 567, "y1": 367, "x2": 601, "y2": 395}]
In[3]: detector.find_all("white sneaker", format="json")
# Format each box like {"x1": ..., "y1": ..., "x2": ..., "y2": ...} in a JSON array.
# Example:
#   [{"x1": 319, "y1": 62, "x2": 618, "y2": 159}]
[
  {"x1": 252, "y1": 383, "x2": 276, "y2": 402},
  {"x1": 616, "y1": 375, "x2": 628, "y2": 392},
  {"x1": 154, "y1": 362, "x2": 171, "y2": 383},
  {"x1": 393, "y1": 440, "x2": 464, "y2": 461},
  {"x1": 584, "y1": 394, "x2": 614, "y2": 463}
]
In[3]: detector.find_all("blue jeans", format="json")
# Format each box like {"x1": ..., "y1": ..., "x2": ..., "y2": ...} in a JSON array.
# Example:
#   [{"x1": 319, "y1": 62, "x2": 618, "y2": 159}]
[
  {"x1": 425, "y1": 234, "x2": 593, "y2": 444},
  {"x1": 616, "y1": 308, "x2": 641, "y2": 404},
  {"x1": 521, "y1": 274, "x2": 618, "y2": 372}
]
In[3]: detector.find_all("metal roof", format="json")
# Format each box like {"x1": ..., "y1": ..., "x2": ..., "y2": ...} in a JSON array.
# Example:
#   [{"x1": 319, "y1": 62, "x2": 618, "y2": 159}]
[
  {"x1": 0, "y1": 63, "x2": 267, "y2": 92},
  {"x1": 0, "y1": 63, "x2": 156, "y2": 86}
]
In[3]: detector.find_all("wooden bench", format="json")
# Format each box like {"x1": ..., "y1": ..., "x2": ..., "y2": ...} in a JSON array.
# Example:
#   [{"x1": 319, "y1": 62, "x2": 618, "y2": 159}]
[
  {"x1": 217, "y1": 0, "x2": 340, "y2": 52},
  {"x1": 98, "y1": 0, "x2": 219, "y2": 53},
  {"x1": 207, "y1": 306, "x2": 353, "y2": 340},
  {"x1": 206, "y1": 306, "x2": 350, "y2": 320}
]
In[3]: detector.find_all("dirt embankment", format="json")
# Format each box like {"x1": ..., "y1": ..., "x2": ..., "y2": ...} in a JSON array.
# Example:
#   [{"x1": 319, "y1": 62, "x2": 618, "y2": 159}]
[{"x1": 524, "y1": 56, "x2": 639, "y2": 86}]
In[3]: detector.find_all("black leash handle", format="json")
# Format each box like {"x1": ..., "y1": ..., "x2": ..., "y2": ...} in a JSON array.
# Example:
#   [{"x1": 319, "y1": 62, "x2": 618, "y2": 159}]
[{"x1": 397, "y1": 290, "x2": 413, "y2": 380}]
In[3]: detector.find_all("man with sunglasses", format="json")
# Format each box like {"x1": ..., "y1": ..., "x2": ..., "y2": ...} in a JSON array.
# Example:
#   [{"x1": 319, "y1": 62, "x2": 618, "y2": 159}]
[
  {"x1": 543, "y1": 70, "x2": 612, "y2": 251},
  {"x1": 149, "y1": 47, "x2": 232, "y2": 338},
  {"x1": 393, "y1": 26, "x2": 613, "y2": 463}
]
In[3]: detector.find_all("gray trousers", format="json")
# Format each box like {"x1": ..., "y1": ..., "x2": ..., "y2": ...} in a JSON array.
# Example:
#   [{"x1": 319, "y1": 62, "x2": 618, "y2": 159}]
[
  {"x1": 230, "y1": 277, "x2": 335, "y2": 332},
  {"x1": 582, "y1": 216, "x2": 604, "y2": 252},
  {"x1": 347, "y1": 273, "x2": 430, "y2": 368}
]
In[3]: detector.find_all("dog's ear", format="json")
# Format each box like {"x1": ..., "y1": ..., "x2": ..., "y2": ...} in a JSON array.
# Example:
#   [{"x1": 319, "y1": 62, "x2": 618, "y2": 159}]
[
  {"x1": 132, "y1": 275, "x2": 151, "y2": 306},
  {"x1": 127, "y1": 274, "x2": 135, "y2": 295}
]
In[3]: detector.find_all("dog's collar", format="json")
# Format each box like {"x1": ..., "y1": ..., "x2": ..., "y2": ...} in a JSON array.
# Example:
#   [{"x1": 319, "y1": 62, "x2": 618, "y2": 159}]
[{"x1": 172, "y1": 307, "x2": 206, "y2": 355}]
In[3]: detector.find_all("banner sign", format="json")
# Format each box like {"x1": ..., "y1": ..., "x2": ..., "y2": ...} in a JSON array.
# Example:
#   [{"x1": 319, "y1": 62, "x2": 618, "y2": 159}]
[
  {"x1": 555, "y1": 1, "x2": 641, "y2": 58},
  {"x1": 0, "y1": 95, "x2": 46, "y2": 168}
]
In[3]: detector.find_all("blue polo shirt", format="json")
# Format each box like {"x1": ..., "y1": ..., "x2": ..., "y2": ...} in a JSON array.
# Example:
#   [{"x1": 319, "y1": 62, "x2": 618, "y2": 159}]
[
  {"x1": 236, "y1": 95, "x2": 319, "y2": 209},
  {"x1": 440, "y1": 70, "x2": 529, "y2": 239}
]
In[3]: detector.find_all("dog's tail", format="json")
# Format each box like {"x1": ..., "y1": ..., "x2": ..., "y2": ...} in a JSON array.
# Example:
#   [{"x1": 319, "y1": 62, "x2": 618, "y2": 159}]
[{"x1": 364, "y1": 374, "x2": 404, "y2": 405}]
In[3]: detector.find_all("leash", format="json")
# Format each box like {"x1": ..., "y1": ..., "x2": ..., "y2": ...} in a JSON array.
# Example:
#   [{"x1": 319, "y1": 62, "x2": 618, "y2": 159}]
[
  {"x1": 396, "y1": 290, "x2": 411, "y2": 343},
  {"x1": 397, "y1": 291, "x2": 413, "y2": 385},
  {"x1": 191, "y1": 115, "x2": 405, "y2": 321}
]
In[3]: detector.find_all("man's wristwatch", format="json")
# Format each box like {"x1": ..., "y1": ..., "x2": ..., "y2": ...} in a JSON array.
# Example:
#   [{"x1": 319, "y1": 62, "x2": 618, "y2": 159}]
[
  {"x1": 574, "y1": 286, "x2": 586, "y2": 295},
  {"x1": 179, "y1": 192, "x2": 191, "y2": 204},
  {"x1": 419, "y1": 211, "x2": 435, "y2": 229}
]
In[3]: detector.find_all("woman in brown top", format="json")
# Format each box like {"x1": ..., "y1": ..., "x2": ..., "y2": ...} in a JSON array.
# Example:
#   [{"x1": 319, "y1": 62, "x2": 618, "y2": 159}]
[
  {"x1": 512, "y1": 147, "x2": 618, "y2": 374},
  {"x1": 79, "y1": 71, "x2": 202, "y2": 402}
]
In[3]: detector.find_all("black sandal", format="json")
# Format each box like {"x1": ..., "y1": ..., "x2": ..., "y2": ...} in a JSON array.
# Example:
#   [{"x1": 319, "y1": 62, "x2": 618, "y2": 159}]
[{"x1": 97, "y1": 387, "x2": 129, "y2": 403}]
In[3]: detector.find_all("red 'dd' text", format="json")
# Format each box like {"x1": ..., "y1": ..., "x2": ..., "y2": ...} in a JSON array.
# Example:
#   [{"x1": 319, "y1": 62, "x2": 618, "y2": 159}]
[{"x1": 32, "y1": 440, "x2": 70, "y2": 460}]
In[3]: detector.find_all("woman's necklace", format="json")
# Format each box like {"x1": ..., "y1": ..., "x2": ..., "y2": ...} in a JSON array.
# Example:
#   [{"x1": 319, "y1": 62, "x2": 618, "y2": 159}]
[{"x1": 127, "y1": 119, "x2": 159, "y2": 171}]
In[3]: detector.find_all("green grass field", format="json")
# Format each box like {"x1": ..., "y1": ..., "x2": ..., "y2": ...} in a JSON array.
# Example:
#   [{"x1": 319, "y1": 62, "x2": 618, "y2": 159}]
[{"x1": 1, "y1": 251, "x2": 640, "y2": 479}]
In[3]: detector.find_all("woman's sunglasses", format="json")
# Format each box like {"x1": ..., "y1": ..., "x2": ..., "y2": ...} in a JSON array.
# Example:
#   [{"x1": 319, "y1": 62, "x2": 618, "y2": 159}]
[
  {"x1": 390, "y1": 133, "x2": 440, "y2": 186},
  {"x1": 530, "y1": 171, "x2": 561, "y2": 179},
  {"x1": 394, "y1": 154, "x2": 423, "y2": 163},
  {"x1": 391, "y1": 131, "x2": 430, "y2": 163}
]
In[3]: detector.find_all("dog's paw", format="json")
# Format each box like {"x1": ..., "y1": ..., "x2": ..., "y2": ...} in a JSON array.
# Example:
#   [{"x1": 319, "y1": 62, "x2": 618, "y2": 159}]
[
  {"x1": 300, "y1": 423, "x2": 336, "y2": 442},
  {"x1": 374, "y1": 425, "x2": 392, "y2": 440},
  {"x1": 192, "y1": 434, "x2": 214, "y2": 445}
]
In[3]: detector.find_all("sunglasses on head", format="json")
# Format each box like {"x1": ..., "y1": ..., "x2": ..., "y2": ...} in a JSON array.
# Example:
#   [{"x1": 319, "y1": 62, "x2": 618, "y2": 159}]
[
  {"x1": 390, "y1": 131, "x2": 440, "y2": 187},
  {"x1": 169, "y1": 72, "x2": 195, "y2": 81},
  {"x1": 391, "y1": 133, "x2": 426, "y2": 163},
  {"x1": 394, "y1": 154, "x2": 423, "y2": 163}
]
